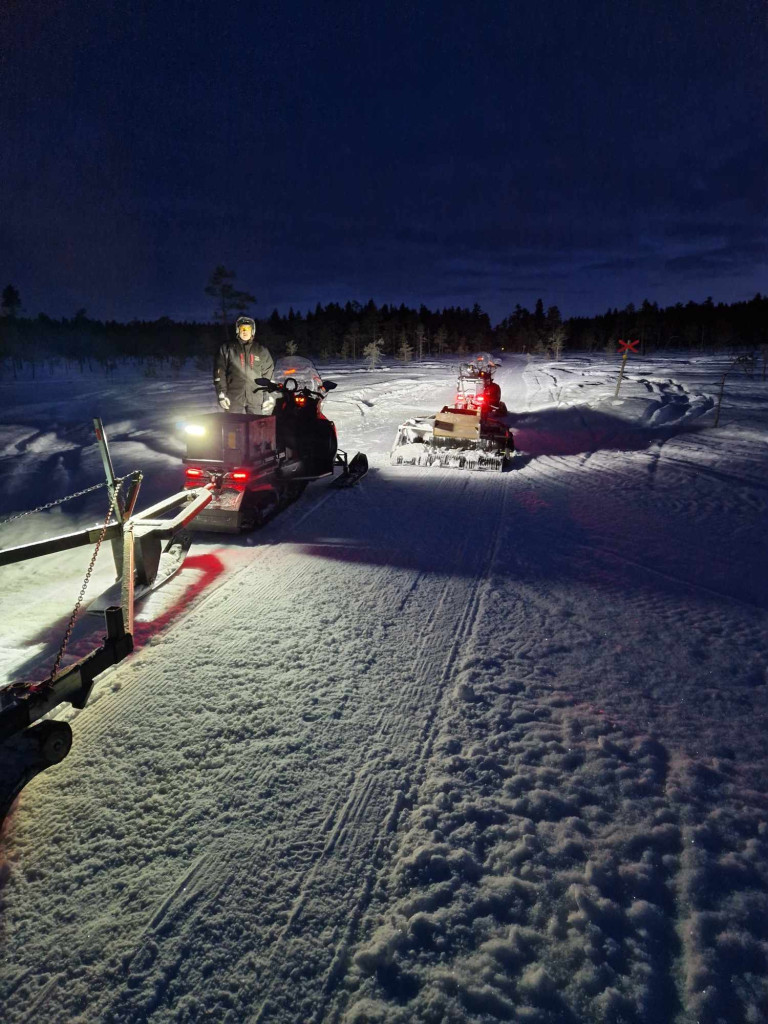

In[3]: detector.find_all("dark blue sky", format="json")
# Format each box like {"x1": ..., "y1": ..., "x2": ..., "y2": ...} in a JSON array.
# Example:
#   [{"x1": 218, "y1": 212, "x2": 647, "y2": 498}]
[{"x1": 1, "y1": 0, "x2": 765, "y2": 324}]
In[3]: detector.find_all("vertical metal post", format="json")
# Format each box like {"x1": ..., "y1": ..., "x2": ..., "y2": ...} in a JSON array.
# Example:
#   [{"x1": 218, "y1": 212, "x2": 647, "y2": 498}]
[
  {"x1": 95, "y1": 417, "x2": 128, "y2": 578},
  {"x1": 121, "y1": 523, "x2": 135, "y2": 638},
  {"x1": 614, "y1": 348, "x2": 630, "y2": 397},
  {"x1": 93, "y1": 418, "x2": 125, "y2": 524},
  {"x1": 122, "y1": 471, "x2": 143, "y2": 519},
  {"x1": 105, "y1": 606, "x2": 126, "y2": 641}
]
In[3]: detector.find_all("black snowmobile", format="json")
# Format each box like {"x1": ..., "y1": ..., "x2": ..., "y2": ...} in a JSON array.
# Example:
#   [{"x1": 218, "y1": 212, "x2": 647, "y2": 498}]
[{"x1": 183, "y1": 357, "x2": 367, "y2": 532}]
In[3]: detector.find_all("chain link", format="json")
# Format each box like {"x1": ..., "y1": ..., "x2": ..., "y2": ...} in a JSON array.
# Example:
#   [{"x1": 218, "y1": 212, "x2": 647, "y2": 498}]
[
  {"x1": 1, "y1": 481, "x2": 109, "y2": 525},
  {"x1": 0, "y1": 472, "x2": 140, "y2": 527},
  {"x1": 47, "y1": 479, "x2": 126, "y2": 684}
]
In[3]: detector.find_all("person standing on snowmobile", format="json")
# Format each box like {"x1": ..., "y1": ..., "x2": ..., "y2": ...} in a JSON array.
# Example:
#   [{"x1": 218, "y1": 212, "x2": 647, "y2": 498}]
[{"x1": 213, "y1": 316, "x2": 275, "y2": 414}]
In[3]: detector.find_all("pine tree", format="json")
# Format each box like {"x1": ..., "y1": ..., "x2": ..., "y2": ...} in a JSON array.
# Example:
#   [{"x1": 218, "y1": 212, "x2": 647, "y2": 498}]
[
  {"x1": 1, "y1": 284, "x2": 21, "y2": 318},
  {"x1": 549, "y1": 325, "x2": 567, "y2": 358},
  {"x1": 397, "y1": 333, "x2": 414, "y2": 362},
  {"x1": 363, "y1": 338, "x2": 384, "y2": 370},
  {"x1": 351, "y1": 322, "x2": 362, "y2": 360},
  {"x1": 204, "y1": 266, "x2": 256, "y2": 338},
  {"x1": 415, "y1": 322, "x2": 426, "y2": 360}
]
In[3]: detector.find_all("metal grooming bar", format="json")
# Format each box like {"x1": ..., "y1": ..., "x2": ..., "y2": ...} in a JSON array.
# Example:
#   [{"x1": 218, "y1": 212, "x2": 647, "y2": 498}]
[
  {"x1": 0, "y1": 419, "x2": 213, "y2": 818},
  {"x1": 0, "y1": 418, "x2": 212, "y2": 626}
]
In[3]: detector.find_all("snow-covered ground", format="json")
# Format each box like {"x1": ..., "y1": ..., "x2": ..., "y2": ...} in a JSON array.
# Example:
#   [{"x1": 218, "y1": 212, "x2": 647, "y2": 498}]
[{"x1": 1, "y1": 352, "x2": 766, "y2": 1024}]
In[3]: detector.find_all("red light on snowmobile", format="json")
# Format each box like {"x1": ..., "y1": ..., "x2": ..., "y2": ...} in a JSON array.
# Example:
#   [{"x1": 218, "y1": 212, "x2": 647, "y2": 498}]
[
  {"x1": 231, "y1": 470, "x2": 249, "y2": 481},
  {"x1": 284, "y1": 368, "x2": 297, "y2": 374},
  {"x1": 185, "y1": 467, "x2": 205, "y2": 478},
  {"x1": 295, "y1": 396, "x2": 306, "y2": 405},
  {"x1": 475, "y1": 393, "x2": 486, "y2": 403}
]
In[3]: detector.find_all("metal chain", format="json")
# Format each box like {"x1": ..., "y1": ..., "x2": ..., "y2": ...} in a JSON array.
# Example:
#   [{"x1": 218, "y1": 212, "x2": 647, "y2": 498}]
[
  {"x1": 47, "y1": 478, "x2": 125, "y2": 684},
  {"x1": 1, "y1": 481, "x2": 109, "y2": 525},
  {"x1": 0, "y1": 472, "x2": 140, "y2": 527}
]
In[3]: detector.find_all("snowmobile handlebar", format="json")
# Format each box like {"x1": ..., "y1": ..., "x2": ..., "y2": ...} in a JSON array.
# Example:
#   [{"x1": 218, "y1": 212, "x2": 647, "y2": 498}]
[{"x1": 254, "y1": 377, "x2": 337, "y2": 397}]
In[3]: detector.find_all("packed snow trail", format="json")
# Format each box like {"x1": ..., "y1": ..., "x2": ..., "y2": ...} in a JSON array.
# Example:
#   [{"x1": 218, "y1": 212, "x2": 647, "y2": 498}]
[
  {"x1": 1, "y1": 354, "x2": 766, "y2": 1023},
  {"x1": 3, "y1": 465, "x2": 513, "y2": 1022}
]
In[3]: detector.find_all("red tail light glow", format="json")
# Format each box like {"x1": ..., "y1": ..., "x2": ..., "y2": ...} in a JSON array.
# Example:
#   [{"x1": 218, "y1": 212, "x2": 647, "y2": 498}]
[
  {"x1": 295, "y1": 396, "x2": 306, "y2": 406},
  {"x1": 231, "y1": 470, "x2": 249, "y2": 482},
  {"x1": 185, "y1": 467, "x2": 205, "y2": 478}
]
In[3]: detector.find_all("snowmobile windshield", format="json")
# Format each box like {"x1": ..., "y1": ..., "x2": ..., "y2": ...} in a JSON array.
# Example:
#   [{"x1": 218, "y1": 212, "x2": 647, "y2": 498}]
[
  {"x1": 273, "y1": 357, "x2": 326, "y2": 394},
  {"x1": 462, "y1": 352, "x2": 500, "y2": 377}
]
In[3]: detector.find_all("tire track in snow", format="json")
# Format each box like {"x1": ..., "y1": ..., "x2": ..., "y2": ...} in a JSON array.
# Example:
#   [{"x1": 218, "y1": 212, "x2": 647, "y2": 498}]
[
  {"x1": 238, "y1": 479, "x2": 489, "y2": 1020},
  {"x1": 310, "y1": 474, "x2": 511, "y2": 1023},
  {"x1": 241, "y1": 471, "x2": 511, "y2": 1023},
  {"x1": 4, "y1": 545, "x2": 341, "y2": 1022},
  {"x1": 11, "y1": 467, "x2": 506, "y2": 1023},
  {"x1": 519, "y1": 433, "x2": 758, "y2": 529},
  {"x1": 3, "y1": 481, "x2": 390, "y2": 1020}
]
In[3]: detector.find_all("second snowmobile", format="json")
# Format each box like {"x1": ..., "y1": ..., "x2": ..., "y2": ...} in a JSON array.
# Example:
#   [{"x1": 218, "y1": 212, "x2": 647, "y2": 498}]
[
  {"x1": 391, "y1": 353, "x2": 514, "y2": 471},
  {"x1": 183, "y1": 357, "x2": 367, "y2": 532}
]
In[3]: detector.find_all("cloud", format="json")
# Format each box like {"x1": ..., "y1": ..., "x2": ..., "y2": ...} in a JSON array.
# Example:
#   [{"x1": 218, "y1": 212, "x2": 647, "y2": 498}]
[
  {"x1": 582, "y1": 257, "x2": 652, "y2": 273},
  {"x1": 664, "y1": 240, "x2": 768, "y2": 278}
]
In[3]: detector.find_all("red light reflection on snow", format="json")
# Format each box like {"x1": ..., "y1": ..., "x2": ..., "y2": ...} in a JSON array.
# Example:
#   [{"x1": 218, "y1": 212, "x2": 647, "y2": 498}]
[
  {"x1": 0, "y1": 553, "x2": 225, "y2": 848},
  {"x1": 131, "y1": 552, "x2": 225, "y2": 648}
]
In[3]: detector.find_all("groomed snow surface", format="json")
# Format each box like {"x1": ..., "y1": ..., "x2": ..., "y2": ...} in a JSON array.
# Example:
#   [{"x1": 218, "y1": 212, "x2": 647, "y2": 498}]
[{"x1": 1, "y1": 353, "x2": 767, "y2": 1024}]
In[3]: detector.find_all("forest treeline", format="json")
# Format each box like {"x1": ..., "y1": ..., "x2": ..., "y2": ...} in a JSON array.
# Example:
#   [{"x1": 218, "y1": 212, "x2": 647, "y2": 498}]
[{"x1": 0, "y1": 291, "x2": 765, "y2": 375}]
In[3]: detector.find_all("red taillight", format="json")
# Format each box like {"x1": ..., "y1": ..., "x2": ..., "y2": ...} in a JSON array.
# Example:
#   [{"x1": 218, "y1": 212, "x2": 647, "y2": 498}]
[
  {"x1": 475, "y1": 393, "x2": 486, "y2": 404},
  {"x1": 231, "y1": 470, "x2": 249, "y2": 482},
  {"x1": 295, "y1": 396, "x2": 306, "y2": 406},
  {"x1": 185, "y1": 467, "x2": 205, "y2": 479}
]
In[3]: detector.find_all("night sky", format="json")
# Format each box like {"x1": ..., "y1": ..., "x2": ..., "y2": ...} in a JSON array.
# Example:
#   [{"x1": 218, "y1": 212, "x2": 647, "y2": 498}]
[{"x1": 1, "y1": 1, "x2": 766, "y2": 324}]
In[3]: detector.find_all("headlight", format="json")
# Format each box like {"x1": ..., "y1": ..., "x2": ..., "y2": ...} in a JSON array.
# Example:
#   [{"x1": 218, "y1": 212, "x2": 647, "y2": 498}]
[{"x1": 185, "y1": 424, "x2": 206, "y2": 437}]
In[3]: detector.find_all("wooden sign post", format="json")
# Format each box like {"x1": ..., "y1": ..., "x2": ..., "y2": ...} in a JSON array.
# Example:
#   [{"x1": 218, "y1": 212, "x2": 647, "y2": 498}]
[{"x1": 615, "y1": 339, "x2": 639, "y2": 397}]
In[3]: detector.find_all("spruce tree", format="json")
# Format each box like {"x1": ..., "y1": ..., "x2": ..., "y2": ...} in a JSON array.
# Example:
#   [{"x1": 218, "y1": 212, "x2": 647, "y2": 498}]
[
  {"x1": 204, "y1": 266, "x2": 256, "y2": 338},
  {"x1": 1, "y1": 284, "x2": 21, "y2": 318}
]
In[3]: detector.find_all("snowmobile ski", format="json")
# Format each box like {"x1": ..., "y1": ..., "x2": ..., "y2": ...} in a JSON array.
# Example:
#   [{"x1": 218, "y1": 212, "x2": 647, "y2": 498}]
[{"x1": 333, "y1": 450, "x2": 369, "y2": 488}]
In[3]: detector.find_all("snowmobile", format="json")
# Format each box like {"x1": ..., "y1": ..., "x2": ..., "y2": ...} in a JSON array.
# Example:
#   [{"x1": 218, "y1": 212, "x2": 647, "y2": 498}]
[
  {"x1": 390, "y1": 352, "x2": 514, "y2": 471},
  {"x1": 183, "y1": 357, "x2": 368, "y2": 532}
]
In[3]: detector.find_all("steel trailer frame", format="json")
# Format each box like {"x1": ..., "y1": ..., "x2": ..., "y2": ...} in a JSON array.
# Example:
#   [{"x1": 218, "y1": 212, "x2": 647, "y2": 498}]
[{"x1": 0, "y1": 418, "x2": 213, "y2": 821}]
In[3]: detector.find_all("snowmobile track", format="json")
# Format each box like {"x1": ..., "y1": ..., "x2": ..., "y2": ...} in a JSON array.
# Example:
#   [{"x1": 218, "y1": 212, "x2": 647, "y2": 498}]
[
  {"x1": 242, "y1": 472, "x2": 512, "y2": 1023},
  {"x1": 13, "y1": 471, "x2": 511, "y2": 1024}
]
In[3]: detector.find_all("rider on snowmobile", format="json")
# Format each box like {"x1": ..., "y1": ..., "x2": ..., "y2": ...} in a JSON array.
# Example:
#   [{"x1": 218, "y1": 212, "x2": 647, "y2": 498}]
[
  {"x1": 213, "y1": 316, "x2": 275, "y2": 414},
  {"x1": 479, "y1": 376, "x2": 507, "y2": 417}
]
